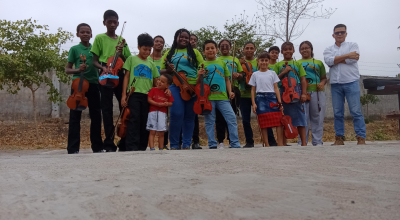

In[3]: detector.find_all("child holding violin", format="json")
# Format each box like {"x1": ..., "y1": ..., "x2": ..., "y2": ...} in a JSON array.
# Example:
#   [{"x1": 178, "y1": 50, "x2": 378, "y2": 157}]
[
  {"x1": 197, "y1": 40, "x2": 240, "y2": 149},
  {"x1": 273, "y1": 42, "x2": 308, "y2": 146},
  {"x1": 91, "y1": 10, "x2": 131, "y2": 152},
  {"x1": 147, "y1": 73, "x2": 174, "y2": 151},
  {"x1": 298, "y1": 41, "x2": 327, "y2": 146},
  {"x1": 215, "y1": 39, "x2": 243, "y2": 148},
  {"x1": 239, "y1": 42, "x2": 278, "y2": 148},
  {"x1": 249, "y1": 52, "x2": 284, "y2": 146},
  {"x1": 160, "y1": 29, "x2": 204, "y2": 150},
  {"x1": 121, "y1": 33, "x2": 160, "y2": 151},
  {"x1": 65, "y1": 23, "x2": 103, "y2": 154}
]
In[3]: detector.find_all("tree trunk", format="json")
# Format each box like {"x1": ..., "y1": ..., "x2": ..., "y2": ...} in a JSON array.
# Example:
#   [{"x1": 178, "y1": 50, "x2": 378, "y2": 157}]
[
  {"x1": 30, "y1": 88, "x2": 41, "y2": 143},
  {"x1": 286, "y1": 0, "x2": 290, "y2": 42}
]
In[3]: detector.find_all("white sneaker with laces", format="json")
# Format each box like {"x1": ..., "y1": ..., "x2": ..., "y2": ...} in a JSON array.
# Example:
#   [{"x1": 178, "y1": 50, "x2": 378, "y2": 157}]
[{"x1": 218, "y1": 143, "x2": 224, "y2": 149}]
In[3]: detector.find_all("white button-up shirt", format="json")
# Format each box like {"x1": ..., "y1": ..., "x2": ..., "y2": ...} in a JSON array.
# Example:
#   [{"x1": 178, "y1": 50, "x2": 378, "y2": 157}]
[{"x1": 323, "y1": 41, "x2": 360, "y2": 84}]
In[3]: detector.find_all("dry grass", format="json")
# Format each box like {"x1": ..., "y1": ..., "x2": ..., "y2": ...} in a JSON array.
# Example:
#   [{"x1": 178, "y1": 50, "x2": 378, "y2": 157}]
[{"x1": 0, "y1": 117, "x2": 398, "y2": 150}]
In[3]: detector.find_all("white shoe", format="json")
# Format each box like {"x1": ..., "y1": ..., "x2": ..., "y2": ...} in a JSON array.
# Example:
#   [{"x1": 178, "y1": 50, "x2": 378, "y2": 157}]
[{"x1": 218, "y1": 143, "x2": 224, "y2": 149}]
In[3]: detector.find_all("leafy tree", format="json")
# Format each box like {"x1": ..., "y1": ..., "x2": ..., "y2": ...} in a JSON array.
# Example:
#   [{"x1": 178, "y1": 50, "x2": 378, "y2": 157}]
[
  {"x1": 192, "y1": 13, "x2": 274, "y2": 57},
  {"x1": 0, "y1": 19, "x2": 73, "y2": 138},
  {"x1": 256, "y1": 0, "x2": 336, "y2": 42},
  {"x1": 360, "y1": 94, "x2": 380, "y2": 119}
]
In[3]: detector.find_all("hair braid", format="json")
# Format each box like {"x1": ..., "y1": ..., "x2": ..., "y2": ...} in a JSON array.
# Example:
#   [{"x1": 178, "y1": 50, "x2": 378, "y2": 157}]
[{"x1": 166, "y1": 29, "x2": 198, "y2": 68}]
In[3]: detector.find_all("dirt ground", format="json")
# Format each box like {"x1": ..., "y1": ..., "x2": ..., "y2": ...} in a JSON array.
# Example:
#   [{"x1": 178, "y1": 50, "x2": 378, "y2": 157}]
[
  {"x1": 1, "y1": 142, "x2": 399, "y2": 220},
  {"x1": 0, "y1": 117, "x2": 398, "y2": 150}
]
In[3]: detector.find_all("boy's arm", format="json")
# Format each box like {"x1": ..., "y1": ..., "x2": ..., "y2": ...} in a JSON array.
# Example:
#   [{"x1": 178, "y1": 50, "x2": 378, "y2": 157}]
[
  {"x1": 147, "y1": 96, "x2": 161, "y2": 107},
  {"x1": 225, "y1": 77, "x2": 234, "y2": 99},
  {"x1": 121, "y1": 71, "x2": 130, "y2": 107},
  {"x1": 65, "y1": 62, "x2": 83, "y2": 75},
  {"x1": 251, "y1": 86, "x2": 256, "y2": 113},
  {"x1": 93, "y1": 54, "x2": 108, "y2": 74},
  {"x1": 153, "y1": 77, "x2": 159, "y2": 87}
]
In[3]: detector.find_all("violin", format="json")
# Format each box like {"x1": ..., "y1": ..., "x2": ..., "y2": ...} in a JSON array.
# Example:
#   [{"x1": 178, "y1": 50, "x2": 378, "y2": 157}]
[
  {"x1": 281, "y1": 114, "x2": 298, "y2": 139},
  {"x1": 114, "y1": 85, "x2": 135, "y2": 138},
  {"x1": 165, "y1": 59, "x2": 195, "y2": 101},
  {"x1": 99, "y1": 22, "x2": 127, "y2": 88},
  {"x1": 67, "y1": 54, "x2": 89, "y2": 111},
  {"x1": 281, "y1": 61, "x2": 300, "y2": 103},
  {"x1": 193, "y1": 64, "x2": 212, "y2": 115},
  {"x1": 240, "y1": 58, "x2": 253, "y2": 86}
]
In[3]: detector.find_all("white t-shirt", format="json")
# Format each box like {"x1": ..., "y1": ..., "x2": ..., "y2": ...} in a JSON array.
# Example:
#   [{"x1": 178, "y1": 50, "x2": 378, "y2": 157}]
[{"x1": 248, "y1": 70, "x2": 280, "y2": 93}]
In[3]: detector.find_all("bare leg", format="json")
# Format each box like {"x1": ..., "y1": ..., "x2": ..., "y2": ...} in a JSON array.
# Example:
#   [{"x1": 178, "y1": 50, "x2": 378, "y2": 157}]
[
  {"x1": 157, "y1": 131, "x2": 164, "y2": 150},
  {"x1": 148, "y1": 130, "x2": 156, "y2": 149},
  {"x1": 276, "y1": 126, "x2": 284, "y2": 146},
  {"x1": 298, "y1": 126, "x2": 307, "y2": 146},
  {"x1": 261, "y1": 128, "x2": 270, "y2": 147}
]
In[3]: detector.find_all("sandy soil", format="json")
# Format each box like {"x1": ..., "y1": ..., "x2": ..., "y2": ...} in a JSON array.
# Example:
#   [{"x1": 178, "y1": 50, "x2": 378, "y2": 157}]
[{"x1": 1, "y1": 141, "x2": 399, "y2": 220}]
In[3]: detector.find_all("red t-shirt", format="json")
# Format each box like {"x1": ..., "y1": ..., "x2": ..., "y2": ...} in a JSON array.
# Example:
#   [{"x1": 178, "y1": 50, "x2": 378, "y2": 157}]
[{"x1": 148, "y1": 87, "x2": 174, "y2": 113}]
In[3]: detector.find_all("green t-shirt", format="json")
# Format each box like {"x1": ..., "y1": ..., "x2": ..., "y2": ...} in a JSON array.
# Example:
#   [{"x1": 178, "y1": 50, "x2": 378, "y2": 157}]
[
  {"x1": 147, "y1": 56, "x2": 162, "y2": 71},
  {"x1": 67, "y1": 43, "x2": 99, "y2": 84},
  {"x1": 90, "y1": 33, "x2": 131, "y2": 63},
  {"x1": 122, "y1": 55, "x2": 160, "y2": 94},
  {"x1": 160, "y1": 48, "x2": 204, "y2": 85},
  {"x1": 200, "y1": 59, "x2": 230, "y2": 100},
  {"x1": 217, "y1": 56, "x2": 243, "y2": 88},
  {"x1": 273, "y1": 60, "x2": 307, "y2": 88},
  {"x1": 239, "y1": 58, "x2": 258, "y2": 98},
  {"x1": 298, "y1": 59, "x2": 326, "y2": 91},
  {"x1": 268, "y1": 64, "x2": 276, "y2": 70}
]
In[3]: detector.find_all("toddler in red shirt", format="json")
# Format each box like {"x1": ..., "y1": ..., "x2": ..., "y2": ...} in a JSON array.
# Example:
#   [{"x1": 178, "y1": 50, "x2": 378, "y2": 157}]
[{"x1": 147, "y1": 73, "x2": 174, "y2": 150}]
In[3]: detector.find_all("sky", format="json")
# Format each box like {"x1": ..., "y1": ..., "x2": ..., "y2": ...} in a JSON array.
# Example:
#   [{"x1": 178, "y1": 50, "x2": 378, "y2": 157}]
[{"x1": 1, "y1": 0, "x2": 399, "y2": 76}]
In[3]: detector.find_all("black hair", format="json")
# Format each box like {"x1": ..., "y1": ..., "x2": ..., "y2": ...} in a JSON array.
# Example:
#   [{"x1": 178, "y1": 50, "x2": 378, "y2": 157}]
[
  {"x1": 244, "y1": 41, "x2": 256, "y2": 48},
  {"x1": 161, "y1": 73, "x2": 173, "y2": 85},
  {"x1": 191, "y1": 34, "x2": 198, "y2": 41},
  {"x1": 137, "y1": 33, "x2": 154, "y2": 47},
  {"x1": 281, "y1": 42, "x2": 294, "y2": 51},
  {"x1": 257, "y1": 51, "x2": 270, "y2": 59},
  {"x1": 334, "y1": 24, "x2": 346, "y2": 32},
  {"x1": 154, "y1": 35, "x2": 165, "y2": 45},
  {"x1": 299, "y1": 41, "x2": 314, "y2": 58},
  {"x1": 203, "y1": 40, "x2": 218, "y2": 51},
  {"x1": 76, "y1": 23, "x2": 91, "y2": 33},
  {"x1": 166, "y1": 29, "x2": 198, "y2": 69},
  {"x1": 218, "y1": 39, "x2": 231, "y2": 48},
  {"x1": 268, "y1": 46, "x2": 280, "y2": 53},
  {"x1": 103, "y1": 10, "x2": 119, "y2": 21}
]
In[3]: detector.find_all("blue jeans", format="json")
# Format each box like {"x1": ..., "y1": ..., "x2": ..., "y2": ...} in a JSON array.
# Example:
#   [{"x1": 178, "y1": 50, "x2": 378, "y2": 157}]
[
  {"x1": 204, "y1": 100, "x2": 240, "y2": 148},
  {"x1": 240, "y1": 98, "x2": 254, "y2": 144},
  {"x1": 169, "y1": 85, "x2": 196, "y2": 149},
  {"x1": 331, "y1": 80, "x2": 366, "y2": 139}
]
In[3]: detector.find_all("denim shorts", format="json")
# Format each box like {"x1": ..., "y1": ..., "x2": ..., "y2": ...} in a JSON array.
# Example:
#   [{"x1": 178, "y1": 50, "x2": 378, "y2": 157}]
[{"x1": 283, "y1": 101, "x2": 307, "y2": 127}]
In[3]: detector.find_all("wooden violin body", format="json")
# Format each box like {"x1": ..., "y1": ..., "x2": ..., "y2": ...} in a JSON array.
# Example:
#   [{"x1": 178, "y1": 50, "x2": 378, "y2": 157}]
[
  {"x1": 165, "y1": 59, "x2": 195, "y2": 101},
  {"x1": 281, "y1": 115, "x2": 298, "y2": 139},
  {"x1": 67, "y1": 55, "x2": 89, "y2": 111},
  {"x1": 99, "y1": 55, "x2": 124, "y2": 88},
  {"x1": 116, "y1": 87, "x2": 135, "y2": 138},
  {"x1": 241, "y1": 61, "x2": 253, "y2": 85},
  {"x1": 281, "y1": 62, "x2": 300, "y2": 103},
  {"x1": 193, "y1": 66, "x2": 212, "y2": 115}
]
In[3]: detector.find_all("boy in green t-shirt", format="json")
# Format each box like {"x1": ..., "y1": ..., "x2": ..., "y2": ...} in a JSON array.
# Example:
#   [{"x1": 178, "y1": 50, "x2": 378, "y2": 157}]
[
  {"x1": 268, "y1": 46, "x2": 280, "y2": 69},
  {"x1": 120, "y1": 33, "x2": 160, "y2": 151},
  {"x1": 273, "y1": 42, "x2": 308, "y2": 146},
  {"x1": 197, "y1": 40, "x2": 240, "y2": 149},
  {"x1": 90, "y1": 10, "x2": 131, "y2": 152},
  {"x1": 65, "y1": 23, "x2": 103, "y2": 154}
]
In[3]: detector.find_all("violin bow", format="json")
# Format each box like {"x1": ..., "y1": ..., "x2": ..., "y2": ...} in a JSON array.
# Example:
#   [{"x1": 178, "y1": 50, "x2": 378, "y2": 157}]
[{"x1": 231, "y1": 40, "x2": 236, "y2": 87}]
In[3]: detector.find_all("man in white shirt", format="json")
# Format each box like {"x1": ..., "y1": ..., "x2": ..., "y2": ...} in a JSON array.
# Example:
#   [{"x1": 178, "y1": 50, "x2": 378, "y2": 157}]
[{"x1": 323, "y1": 24, "x2": 366, "y2": 145}]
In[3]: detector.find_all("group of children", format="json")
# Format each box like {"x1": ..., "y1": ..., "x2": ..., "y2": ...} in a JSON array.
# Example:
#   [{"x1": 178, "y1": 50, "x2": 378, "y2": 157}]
[{"x1": 66, "y1": 10, "x2": 327, "y2": 154}]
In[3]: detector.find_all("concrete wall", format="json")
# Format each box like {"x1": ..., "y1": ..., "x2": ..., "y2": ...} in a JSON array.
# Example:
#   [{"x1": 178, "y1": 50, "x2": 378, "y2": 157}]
[{"x1": 0, "y1": 73, "x2": 398, "y2": 121}]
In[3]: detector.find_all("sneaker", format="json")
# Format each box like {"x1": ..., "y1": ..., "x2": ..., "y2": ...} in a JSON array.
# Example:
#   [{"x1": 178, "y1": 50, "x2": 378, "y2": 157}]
[
  {"x1": 332, "y1": 136, "x2": 345, "y2": 146},
  {"x1": 270, "y1": 142, "x2": 278, "y2": 146},
  {"x1": 192, "y1": 143, "x2": 202, "y2": 149},
  {"x1": 163, "y1": 145, "x2": 169, "y2": 150},
  {"x1": 182, "y1": 147, "x2": 190, "y2": 150},
  {"x1": 243, "y1": 143, "x2": 254, "y2": 148},
  {"x1": 93, "y1": 150, "x2": 105, "y2": 153},
  {"x1": 357, "y1": 136, "x2": 366, "y2": 145},
  {"x1": 150, "y1": 148, "x2": 155, "y2": 151},
  {"x1": 217, "y1": 143, "x2": 224, "y2": 149},
  {"x1": 163, "y1": 148, "x2": 166, "y2": 151},
  {"x1": 209, "y1": 147, "x2": 217, "y2": 149}
]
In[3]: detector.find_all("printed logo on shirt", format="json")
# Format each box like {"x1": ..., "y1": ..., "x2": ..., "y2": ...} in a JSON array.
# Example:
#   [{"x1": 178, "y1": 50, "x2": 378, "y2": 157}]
[
  {"x1": 134, "y1": 64, "x2": 153, "y2": 79},
  {"x1": 171, "y1": 52, "x2": 196, "y2": 79},
  {"x1": 302, "y1": 62, "x2": 320, "y2": 85},
  {"x1": 279, "y1": 64, "x2": 300, "y2": 83},
  {"x1": 204, "y1": 64, "x2": 226, "y2": 93}
]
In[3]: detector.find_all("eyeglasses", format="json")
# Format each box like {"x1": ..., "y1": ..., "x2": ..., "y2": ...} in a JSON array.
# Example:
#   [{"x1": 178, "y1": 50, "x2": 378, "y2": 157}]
[{"x1": 334, "y1": 31, "x2": 346, "y2": 36}]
